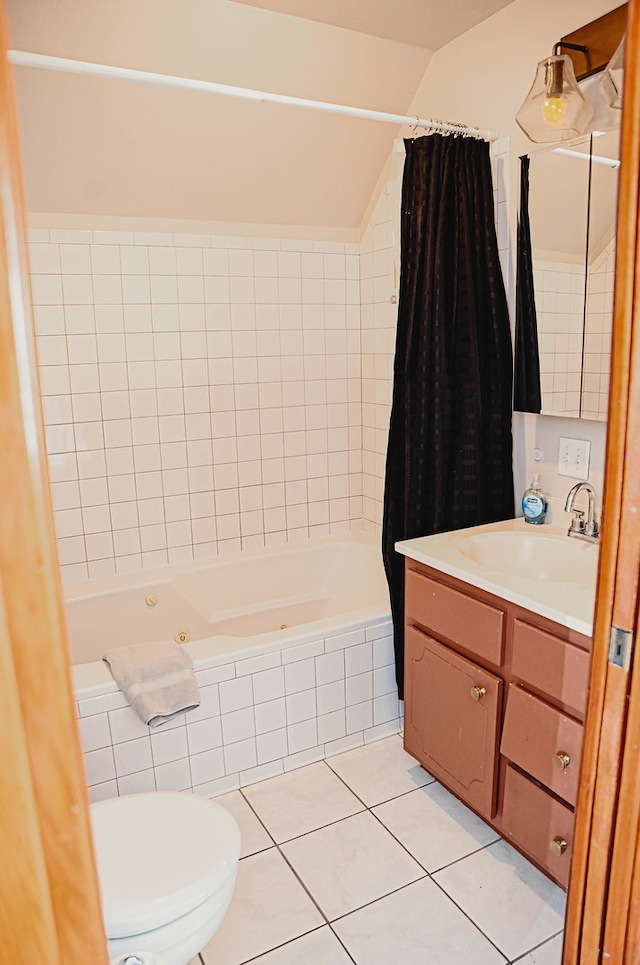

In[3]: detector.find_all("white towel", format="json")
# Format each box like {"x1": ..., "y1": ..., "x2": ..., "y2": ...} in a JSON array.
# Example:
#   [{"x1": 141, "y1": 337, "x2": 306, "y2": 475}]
[{"x1": 103, "y1": 640, "x2": 200, "y2": 727}]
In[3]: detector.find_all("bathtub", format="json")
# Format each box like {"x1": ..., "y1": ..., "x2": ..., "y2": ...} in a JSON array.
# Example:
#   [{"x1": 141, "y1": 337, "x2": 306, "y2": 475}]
[
  {"x1": 71, "y1": 532, "x2": 400, "y2": 802},
  {"x1": 68, "y1": 531, "x2": 390, "y2": 695}
]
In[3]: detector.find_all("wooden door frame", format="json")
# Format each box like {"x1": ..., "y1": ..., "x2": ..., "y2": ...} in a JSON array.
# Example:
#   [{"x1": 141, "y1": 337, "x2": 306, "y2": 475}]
[
  {"x1": 564, "y1": 0, "x2": 640, "y2": 960},
  {"x1": 0, "y1": 4, "x2": 108, "y2": 962}
]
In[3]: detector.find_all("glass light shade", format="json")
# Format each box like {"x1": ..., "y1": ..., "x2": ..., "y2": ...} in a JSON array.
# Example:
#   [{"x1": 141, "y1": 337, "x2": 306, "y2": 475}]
[
  {"x1": 599, "y1": 35, "x2": 624, "y2": 109},
  {"x1": 516, "y1": 54, "x2": 594, "y2": 143}
]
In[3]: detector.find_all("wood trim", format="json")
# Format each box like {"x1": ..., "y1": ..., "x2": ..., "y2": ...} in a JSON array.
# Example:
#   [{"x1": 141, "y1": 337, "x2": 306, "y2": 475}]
[
  {"x1": 564, "y1": 0, "x2": 640, "y2": 960},
  {"x1": 605, "y1": 656, "x2": 640, "y2": 958},
  {"x1": 0, "y1": 4, "x2": 108, "y2": 961},
  {"x1": 0, "y1": 586, "x2": 60, "y2": 963},
  {"x1": 600, "y1": 2, "x2": 640, "y2": 948},
  {"x1": 561, "y1": 5, "x2": 627, "y2": 80}
]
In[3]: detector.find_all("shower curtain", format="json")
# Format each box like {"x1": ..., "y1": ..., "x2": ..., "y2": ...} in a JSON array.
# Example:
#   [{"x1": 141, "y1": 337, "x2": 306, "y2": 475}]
[
  {"x1": 382, "y1": 134, "x2": 515, "y2": 698},
  {"x1": 514, "y1": 155, "x2": 542, "y2": 413}
]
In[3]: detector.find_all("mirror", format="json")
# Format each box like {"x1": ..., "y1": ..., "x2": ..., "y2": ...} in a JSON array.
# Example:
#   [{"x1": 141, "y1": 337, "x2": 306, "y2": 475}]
[
  {"x1": 516, "y1": 125, "x2": 620, "y2": 420},
  {"x1": 582, "y1": 128, "x2": 619, "y2": 420}
]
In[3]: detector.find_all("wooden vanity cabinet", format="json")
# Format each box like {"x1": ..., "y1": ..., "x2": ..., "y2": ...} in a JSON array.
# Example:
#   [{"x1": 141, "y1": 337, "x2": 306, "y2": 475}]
[{"x1": 403, "y1": 558, "x2": 591, "y2": 889}]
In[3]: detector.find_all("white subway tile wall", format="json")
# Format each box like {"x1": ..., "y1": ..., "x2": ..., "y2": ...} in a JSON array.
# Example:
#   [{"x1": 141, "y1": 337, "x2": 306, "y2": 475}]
[
  {"x1": 534, "y1": 259, "x2": 585, "y2": 418},
  {"x1": 31, "y1": 231, "x2": 363, "y2": 580},
  {"x1": 582, "y1": 238, "x2": 615, "y2": 423},
  {"x1": 534, "y1": 236, "x2": 614, "y2": 422},
  {"x1": 360, "y1": 181, "x2": 398, "y2": 533},
  {"x1": 77, "y1": 620, "x2": 402, "y2": 802}
]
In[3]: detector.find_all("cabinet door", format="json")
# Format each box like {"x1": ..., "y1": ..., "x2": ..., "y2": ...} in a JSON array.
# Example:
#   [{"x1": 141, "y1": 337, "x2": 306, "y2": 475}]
[{"x1": 404, "y1": 625, "x2": 502, "y2": 818}]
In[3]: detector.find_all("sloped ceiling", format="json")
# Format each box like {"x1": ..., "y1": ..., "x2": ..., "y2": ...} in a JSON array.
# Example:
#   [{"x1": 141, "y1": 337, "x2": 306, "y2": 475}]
[
  {"x1": 6, "y1": 0, "x2": 514, "y2": 231},
  {"x1": 229, "y1": 0, "x2": 518, "y2": 51}
]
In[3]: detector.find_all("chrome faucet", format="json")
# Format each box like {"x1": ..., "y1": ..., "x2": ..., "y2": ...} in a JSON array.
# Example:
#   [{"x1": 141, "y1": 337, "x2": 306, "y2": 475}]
[{"x1": 565, "y1": 481, "x2": 599, "y2": 542}]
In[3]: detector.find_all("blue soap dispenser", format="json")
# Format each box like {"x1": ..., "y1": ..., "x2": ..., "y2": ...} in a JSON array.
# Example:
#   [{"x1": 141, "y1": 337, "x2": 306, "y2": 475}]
[{"x1": 522, "y1": 473, "x2": 547, "y2": 525}]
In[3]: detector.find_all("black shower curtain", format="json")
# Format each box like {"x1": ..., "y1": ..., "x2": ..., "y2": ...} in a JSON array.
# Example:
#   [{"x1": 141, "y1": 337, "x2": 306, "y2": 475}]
[
  {"x1": 514, "y1": 155, "x2": 542, "y2": 413},
  {"x1": 382, "y1": 134, "x2": 515, "y2": 698}
]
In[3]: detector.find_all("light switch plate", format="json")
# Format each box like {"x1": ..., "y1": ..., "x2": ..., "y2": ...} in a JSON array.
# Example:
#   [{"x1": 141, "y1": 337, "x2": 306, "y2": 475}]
[{"x1": 558, "y1": 437, "x2": 591, "y2": 478}]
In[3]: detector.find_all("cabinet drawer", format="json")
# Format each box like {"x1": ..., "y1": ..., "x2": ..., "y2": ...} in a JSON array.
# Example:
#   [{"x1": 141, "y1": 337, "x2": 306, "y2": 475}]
[
  {"x1": 501, "y1": 684, "x2": 583, "y2": 806},
  {"x1": 404, "y1": 625, "x2": 502, "y2": 818},
  {"x1": 405, "y1": 567, "x2": 505, "y2": 665},
  {"x1": 512, "y1": 619, "x2": 590, "y2": 717},
  {"x1": 502, "y1": 765, "x2": 574, "y2": 890}
]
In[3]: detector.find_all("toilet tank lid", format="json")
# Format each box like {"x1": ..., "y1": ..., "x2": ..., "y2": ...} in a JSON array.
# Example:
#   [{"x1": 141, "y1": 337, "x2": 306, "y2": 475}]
[{"x1": 90, "y1": 792, "x2": 241, "y2": 938}]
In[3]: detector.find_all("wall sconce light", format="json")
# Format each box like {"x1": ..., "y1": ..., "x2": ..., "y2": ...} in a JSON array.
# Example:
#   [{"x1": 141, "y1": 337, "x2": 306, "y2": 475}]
[
  {"x1": 516, "y1": 45, "x2": 594, "y2": 143},
  {"x1": 599, "y1": 35, "x2": 625, "y2": 109},
  {"x1": 516, "y1": 4, "x2": 627, "y2": 143}
]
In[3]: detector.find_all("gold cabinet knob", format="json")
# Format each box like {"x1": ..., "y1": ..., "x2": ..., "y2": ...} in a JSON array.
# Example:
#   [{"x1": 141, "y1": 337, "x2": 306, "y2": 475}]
[
  {"x1": 470, "y1": 686, "x2": 487, "y2": 702},
  {"x1": 552, "y1": 751, "x2": 571, "y2": 771},
  {"x1": 549, "y1": 837, "x2": 568, "y2": 857}
]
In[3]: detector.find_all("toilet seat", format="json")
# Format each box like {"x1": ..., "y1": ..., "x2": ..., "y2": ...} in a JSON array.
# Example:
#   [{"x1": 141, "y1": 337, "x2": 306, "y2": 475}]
[{"x1": 90, "y1": 791, "x2": 241, "y2": 938}]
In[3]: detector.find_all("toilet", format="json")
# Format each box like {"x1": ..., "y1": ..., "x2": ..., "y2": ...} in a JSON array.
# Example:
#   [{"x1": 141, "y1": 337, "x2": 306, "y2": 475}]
[{"x1": 90, "y1": 791, "x2": 241, "y2": 965}]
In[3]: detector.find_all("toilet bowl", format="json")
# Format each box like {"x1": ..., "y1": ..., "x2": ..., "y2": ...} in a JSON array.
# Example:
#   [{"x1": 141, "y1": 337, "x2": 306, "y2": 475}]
[{"x1": 90, "y1": 791, "x2": 241, "y2": 965}]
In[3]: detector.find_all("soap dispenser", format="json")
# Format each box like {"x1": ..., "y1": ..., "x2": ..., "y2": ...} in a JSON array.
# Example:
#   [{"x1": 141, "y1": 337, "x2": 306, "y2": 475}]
[{"x1": 522, "y1": 473, "x2": 547, "y2": 525}]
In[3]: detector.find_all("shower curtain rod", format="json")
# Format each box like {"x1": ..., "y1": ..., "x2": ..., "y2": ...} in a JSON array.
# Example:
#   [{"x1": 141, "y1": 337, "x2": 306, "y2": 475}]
[{"x1": 8, "y1": 49, "x2": 498, "y2": 142}]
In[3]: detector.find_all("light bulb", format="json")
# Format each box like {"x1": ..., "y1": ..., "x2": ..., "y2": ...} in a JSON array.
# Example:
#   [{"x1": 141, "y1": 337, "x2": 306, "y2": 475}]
[{"x1": 541, "y1": 93, "x2": 569, "y2": 126}]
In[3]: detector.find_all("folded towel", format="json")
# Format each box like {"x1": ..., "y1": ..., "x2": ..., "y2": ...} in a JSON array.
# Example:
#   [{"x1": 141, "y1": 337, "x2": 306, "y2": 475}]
[{"x1": 103, "y1": 640, "x2": 200, "y2": 727}]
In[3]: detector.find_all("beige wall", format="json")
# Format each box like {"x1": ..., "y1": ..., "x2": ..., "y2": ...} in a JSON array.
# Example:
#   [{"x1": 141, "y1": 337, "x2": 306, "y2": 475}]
[{"x1": 7, "y1": 0, "x2": 431, "y2": 229}]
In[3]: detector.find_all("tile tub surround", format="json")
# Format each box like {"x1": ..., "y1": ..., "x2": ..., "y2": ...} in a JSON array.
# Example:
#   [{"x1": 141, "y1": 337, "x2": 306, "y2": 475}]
[
  {"x1": 188, "y1": 735, "x2": 565, "y2": 965},
  {"x1": 30, "y1": 227, "x2": 363, "y2": 582},
  {"x1": 77, "y1": 619, "x2": 402, "y2": 802},
  {"x1": 29, "y1": 140, "x2": 509, "y2": 579}
]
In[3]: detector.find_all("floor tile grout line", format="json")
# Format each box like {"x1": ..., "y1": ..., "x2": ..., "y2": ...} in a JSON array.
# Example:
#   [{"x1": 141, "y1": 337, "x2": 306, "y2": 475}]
[
  {"x1": 327, "y1": 922, "x2": 359, "y2": 965},
  {"x1": 275, "y1": 840, "x2": 333, "y2": 925},
  {"x1": 209, "y1": 738, "x2": 564, "y2": 964},
  {"x1": 428, "y1": 873, "x2": 514, "y2": 963},
  {"x1": 365, "y1": 795, "x2": 504, "y2": 881},
  {"x1": 508, "y1": 928, "x2": 565, "y2": 964},
  {"x1": 230, "y1": 923, "x2": 359, "y2": 965},
  {"x1": 242, "y1": 752, "x2": 497, "y2": 880},
  {"x1": 239, "y1": 775, "x2": 367, "y2": 847},
  {"x1": 237, "y1": 785, "x2": 278, "y2": 849},
  {"x1": 321, "y1": 756, "x2": 378, "y2": 810},
  {"x1": 322, "y1": 752, "x2": 443, "y2": 814},
  {"x1": 236, "y1": 753, "x2": 510, "y2": 946},
  {"x1": 234, "y1": 792, "x2": 432, "y2": 958},
  {"x1": 327, "y1": 874, "x2": 429, "y2": 927},
  {"x1": 269, "y1": 805, "x2": 368, "y2": 847}
]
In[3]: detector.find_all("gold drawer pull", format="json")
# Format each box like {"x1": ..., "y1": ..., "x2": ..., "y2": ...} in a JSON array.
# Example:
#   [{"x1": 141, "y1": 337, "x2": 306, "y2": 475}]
[
  {"x1": 470, "y1": 686, "x2": 487, "y2": 702},
  {"x1": 552, "y1": 751, "x2": 571, "y2": 771},
  {"x1": 549, "y1": 837, "x2": 568, "y2": 858}
]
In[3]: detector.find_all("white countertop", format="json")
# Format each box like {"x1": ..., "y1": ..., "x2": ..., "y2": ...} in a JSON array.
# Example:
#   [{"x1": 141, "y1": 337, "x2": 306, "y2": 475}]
[{"x1": 396, "y1": 517, "x2": 597, "y2": 638}]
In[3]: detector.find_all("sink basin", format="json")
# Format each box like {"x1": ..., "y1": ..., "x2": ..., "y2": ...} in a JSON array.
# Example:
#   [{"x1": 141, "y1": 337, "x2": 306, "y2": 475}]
[{"x1": 459, "y1": 530, "x2": 599, "y2": 583}]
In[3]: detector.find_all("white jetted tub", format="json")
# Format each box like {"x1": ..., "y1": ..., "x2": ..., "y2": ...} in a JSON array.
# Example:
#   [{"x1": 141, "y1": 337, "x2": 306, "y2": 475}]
[
  {"x1": 68, "y1": 532, "x2": 391, "y2": 698},
  {"x1": 69, "y1": 532, "x2": 399, "y2": 800}
]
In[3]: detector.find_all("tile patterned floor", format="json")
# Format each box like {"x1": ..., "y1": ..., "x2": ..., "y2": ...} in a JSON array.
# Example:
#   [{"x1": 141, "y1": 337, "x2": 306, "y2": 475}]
[{"x1": 189, "y1": 734, "x2": 566, "y2": 965}]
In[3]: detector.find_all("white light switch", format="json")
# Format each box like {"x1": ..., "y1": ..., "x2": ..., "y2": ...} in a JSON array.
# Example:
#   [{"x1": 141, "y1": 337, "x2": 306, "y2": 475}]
[{"x1": 558, "y1": 437, "x2": 591, "y2": 478}]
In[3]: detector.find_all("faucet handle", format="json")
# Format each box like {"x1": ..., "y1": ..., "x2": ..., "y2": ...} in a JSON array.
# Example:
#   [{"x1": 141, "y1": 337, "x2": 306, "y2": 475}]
[
  {"x1": 585, "y1": 518, "x2": 599, "y2": 539},
  {"x1": 568, "y1": 509, "x2": 586, "y2": 534}
]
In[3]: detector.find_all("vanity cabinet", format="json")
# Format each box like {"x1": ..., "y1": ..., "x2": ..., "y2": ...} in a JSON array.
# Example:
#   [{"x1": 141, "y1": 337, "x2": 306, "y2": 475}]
[{"x1": 403, "y1": 558, "x2": 591, "y2": 889}]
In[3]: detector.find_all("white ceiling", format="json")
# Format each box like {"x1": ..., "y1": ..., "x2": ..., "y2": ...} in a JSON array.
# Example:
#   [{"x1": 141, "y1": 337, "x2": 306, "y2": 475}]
[
  {"x1": 6, "y1": 0, "x2": 516, "y2": 232},
  {"x1": 229, "y1": 0, "x2": 518, "y2": 51}
]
